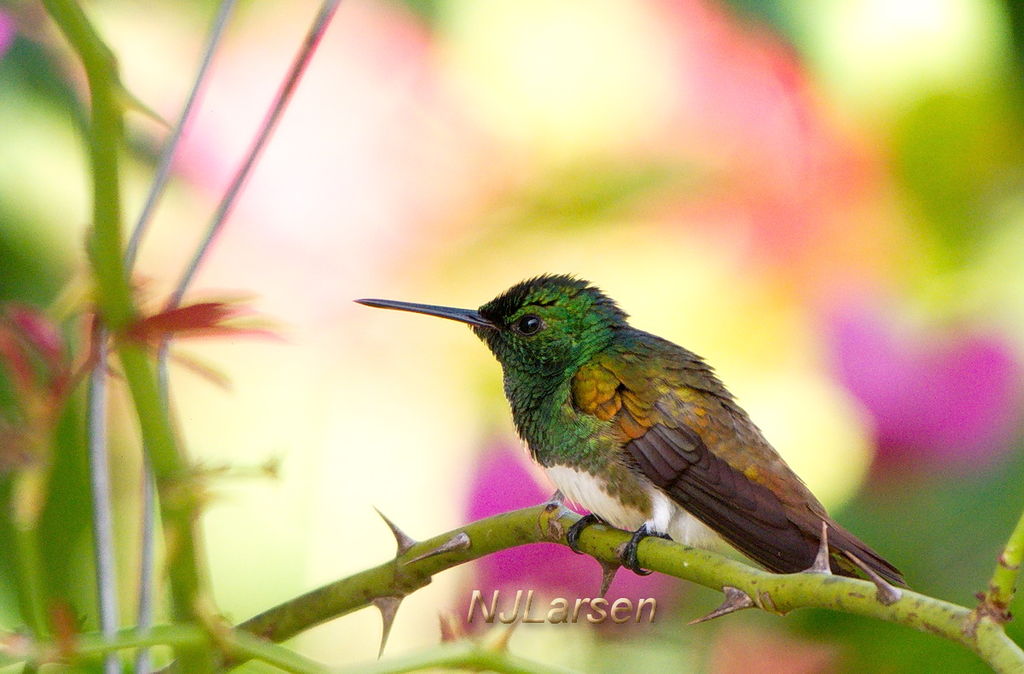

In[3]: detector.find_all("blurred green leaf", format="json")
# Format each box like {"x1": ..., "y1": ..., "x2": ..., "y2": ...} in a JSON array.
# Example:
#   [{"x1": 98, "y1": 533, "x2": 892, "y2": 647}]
[{"x1": 891, "y1": 88, "x2": 1024, "y2": 269}]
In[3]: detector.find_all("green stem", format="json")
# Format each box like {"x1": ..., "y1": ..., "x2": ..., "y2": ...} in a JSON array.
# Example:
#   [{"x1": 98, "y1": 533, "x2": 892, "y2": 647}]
[
  {"x1": 335, "y1": 641, "x2": 574, "y2": 674},
  {"x1": 39, "y1": 0, "x2": 133, "y2": 330},
  {"x1": 40, "y1": 1, "x2": 214, "y2": 669},
  {"x1": 2, "y1": 624, "x2": 329, "y2": 674},
  {"x1": 11, "y1": 508, "x2": 49, "y2": 638},
  {"x1": 116, "y1": 345, "x2": 207, "y2": 622},
  {"x1": 986, "y1": 504, "x2": 1024, "y2": 612},
  {"x1": 75, "y1": 624, "x2": 208, "y2": 658},
  {"x1": 0, "y1": 624, "x2": 205, "y2": 668},
  {"x1": 239, "y1": 504, "x2": 1024, "y2": 673},
  {"x1": 227, "y1": 631, "x2": 330, "y2": 674}
]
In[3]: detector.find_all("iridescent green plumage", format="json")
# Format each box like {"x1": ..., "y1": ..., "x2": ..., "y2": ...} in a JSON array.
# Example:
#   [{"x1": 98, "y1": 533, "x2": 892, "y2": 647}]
[{"x1": 358, "y1": 274, "x2": 904, "y2": 585}]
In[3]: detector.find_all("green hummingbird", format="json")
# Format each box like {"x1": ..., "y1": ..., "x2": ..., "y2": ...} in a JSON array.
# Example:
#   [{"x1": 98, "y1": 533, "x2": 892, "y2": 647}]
[{"x1": 357, "y1": 275, "x2": 904, "y2": 585}]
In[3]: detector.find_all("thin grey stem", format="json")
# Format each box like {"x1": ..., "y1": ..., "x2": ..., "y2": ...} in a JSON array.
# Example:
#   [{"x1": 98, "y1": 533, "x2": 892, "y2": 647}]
[
  {"x1": 87, "y1": 335, "x2": 122, "y2": 674},
  {"x1": 132, "y1": 456, "x2": 157, "y2": 674},
  {"x1": 133, "y1": 343, "x2": 172, "y2": 674},
  {"x1": 124, "y1": 0, "x2": 239, "y2": 271},
  {"x1": 137, "y1": 4, "x2": 342, "y2": 671},
  {"x1": 168, "y1": 0, "x2": 344, "y2": 310},
  {"x1": 127, "y1": 5, "x2": 238, "y2": 671}
]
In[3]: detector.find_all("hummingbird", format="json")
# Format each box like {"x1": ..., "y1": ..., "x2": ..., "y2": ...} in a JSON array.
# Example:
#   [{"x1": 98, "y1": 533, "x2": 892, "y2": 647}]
[{"x1": 357, "y1": 275, "x2": 904, "y2": 585}]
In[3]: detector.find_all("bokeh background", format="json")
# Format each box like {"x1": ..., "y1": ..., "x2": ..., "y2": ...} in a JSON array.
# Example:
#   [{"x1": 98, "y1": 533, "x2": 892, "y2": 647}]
[{"x1": 2, "y1": 0, "x2": 1024, "y2": 671}]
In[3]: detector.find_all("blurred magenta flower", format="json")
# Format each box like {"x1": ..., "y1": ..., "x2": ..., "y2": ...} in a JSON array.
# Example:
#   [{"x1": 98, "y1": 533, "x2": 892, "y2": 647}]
[
  {"x1": 0, "y1": 10, "x2": 14, "y2": 58},
  {"x1": 464, "y1": 443, "x2": 675, "y2": 610},
  {"x1": 829, "y1": 301, "x2": 1023, "y2": 469}
]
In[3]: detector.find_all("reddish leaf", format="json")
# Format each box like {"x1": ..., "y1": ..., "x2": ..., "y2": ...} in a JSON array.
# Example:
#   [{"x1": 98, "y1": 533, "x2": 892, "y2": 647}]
[
  {"x1": 0, "y1": 326, "x2": 34, "y2": 398},
  {"x1": 125, "y1": 301, "x2": 276, "y2": 345},
  {"x1": 0, "y1": 305, "x2": 70, "y2": 402},
  {"x1": 48, "y1": 601, "x2": 79, "y2": 659},
  {"x1": 8, "y1": 305, "x2": 64, "y2": 371}
]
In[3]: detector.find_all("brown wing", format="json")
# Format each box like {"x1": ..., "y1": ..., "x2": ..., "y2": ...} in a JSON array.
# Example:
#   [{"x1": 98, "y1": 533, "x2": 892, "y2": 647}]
[
  {"x1": 628, "y1": 421, "x2": 824, "y2": 573},
  {"x1": 572, "y1": 344, "x2": 905, "y2": 585}
]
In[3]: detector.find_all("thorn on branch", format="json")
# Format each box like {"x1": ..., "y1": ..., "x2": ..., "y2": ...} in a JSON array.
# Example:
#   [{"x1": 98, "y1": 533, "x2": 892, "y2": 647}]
[
  {"x1": 374, "y1": 507, "x2": 417, "y2": 555},
  {"x1": 372, "y1": 596, "x2": 403, "y2": 658},
  {"x1": 539, "y1": 492, "x2": 572, "y2": 541},
  {"x1": 802, "y1": 520, "x2": 833, "y2": 575},
  {"x1": 843, "y1": 551, "x2": 903, "y2": 606},
  {"x1": 689, "y1": 586, "x2": 755, "y2": 625},
  {"x1": 757, "y1": 590, "x2": 783, "y2": 615},
  {"x1": 598, "y1": 559, "x2": 620, "y2": 598},
  {"x1": 480, "y1": 622, "x2": 517, "y2": 653},
  {"x1": 403, "y1": 532, "x2": 471, "y2": 565},
  {"x1": 438, "y1": 610, "x2": 465, "y2": 643}
]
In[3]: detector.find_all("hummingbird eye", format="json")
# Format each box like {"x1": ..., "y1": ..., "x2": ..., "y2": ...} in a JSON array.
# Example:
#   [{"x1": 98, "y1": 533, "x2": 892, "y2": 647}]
[{"x1": 514, "y1": 314, "x2": 544, "y2": 336}]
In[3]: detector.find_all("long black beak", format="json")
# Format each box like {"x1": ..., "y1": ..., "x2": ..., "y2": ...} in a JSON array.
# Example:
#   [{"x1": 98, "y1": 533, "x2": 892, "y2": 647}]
[{"x1": 355, "y1": 298, "x2": 496, "y2": 329}]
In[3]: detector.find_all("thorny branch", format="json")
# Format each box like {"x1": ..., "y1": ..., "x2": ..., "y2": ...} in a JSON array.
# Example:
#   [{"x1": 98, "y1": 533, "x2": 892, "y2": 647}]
[
  {"x1": 3, "y1": 503, "x2": 1023, "y2": 672},
  {"x1": 236, "y1": 503, "x2": 1024, "y2": 673},
  {"x1": 974, "y1": 505, "x2": 1024, "y2": 627}
]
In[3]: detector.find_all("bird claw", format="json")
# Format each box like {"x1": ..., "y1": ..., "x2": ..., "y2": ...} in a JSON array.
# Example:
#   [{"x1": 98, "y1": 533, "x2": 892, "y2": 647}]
[
  {"x1": 566, "y1": 513, "x2": 604, "y2": 554},
  {"x1": 622, "y1": 545, "x2": 653, "y2": 575},
  {"x1": 560, "y1": 512, "x2": 622, "y2": 595},
  {"x1": 621, "y1": 523, "x2": 670, "y2": 576}
]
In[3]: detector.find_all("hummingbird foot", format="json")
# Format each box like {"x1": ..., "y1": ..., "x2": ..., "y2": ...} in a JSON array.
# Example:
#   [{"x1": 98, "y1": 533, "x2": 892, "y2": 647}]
[
  {"x1": 566, "y1": 513, "x2": 605, "y2": 554},
  {"x1": 621, "y1": 523, "x2": 671, "y2": 576}
]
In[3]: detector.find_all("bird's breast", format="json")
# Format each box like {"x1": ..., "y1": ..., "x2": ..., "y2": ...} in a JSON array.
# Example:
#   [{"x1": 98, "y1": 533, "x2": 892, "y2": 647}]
[
  {"x1": 545, "y1": 465, "x2": 649, "y2": 532},
  {"x1": 545, "y1": 464, "x2": 725, "y2": 548}
]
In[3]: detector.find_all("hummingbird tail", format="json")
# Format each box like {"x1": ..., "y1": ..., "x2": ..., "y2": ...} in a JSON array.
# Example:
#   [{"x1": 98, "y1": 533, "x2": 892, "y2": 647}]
[{"x1": 826, "y1": 521, "x2": 906, "y2": 587}]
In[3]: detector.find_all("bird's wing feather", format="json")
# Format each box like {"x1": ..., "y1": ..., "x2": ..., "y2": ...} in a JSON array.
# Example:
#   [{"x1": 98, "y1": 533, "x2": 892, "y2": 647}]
[{"x1": 572, "y1": 345, "x2": 905, "y2": 585}]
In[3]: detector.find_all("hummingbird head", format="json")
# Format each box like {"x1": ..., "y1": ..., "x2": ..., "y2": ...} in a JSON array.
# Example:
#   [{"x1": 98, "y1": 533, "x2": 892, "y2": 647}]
[
  {"x1": 356, "y1": 274, "x2": 628, "y2": 378},
  {"x1": 474, "y1": 275, "x2": 627, "y2": 376}
]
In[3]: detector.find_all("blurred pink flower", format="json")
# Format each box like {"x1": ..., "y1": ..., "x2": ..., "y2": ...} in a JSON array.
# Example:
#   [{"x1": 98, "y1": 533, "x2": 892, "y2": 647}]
[
  {"x1": 650, "y1": 0, "x2": 899, "y2": 291},
  {"x1": 709, "y1": 624, "x2": 840, "y2": 674},
  {"x1": 829, "y1": 301, "x2": 1023, "y2": 469},
  {"x1": 167, "y1": 0, "x2": 500, "y2": 321},
  {"x1": 0, "y1": 10, "x2": 14, "y2": 57},
  {"x1": 463, "y1": 443, "x2": 675, "y2": 614}
]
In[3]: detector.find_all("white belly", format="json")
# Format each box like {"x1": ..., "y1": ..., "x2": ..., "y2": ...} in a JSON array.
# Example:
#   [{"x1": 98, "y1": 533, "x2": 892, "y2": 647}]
[{"x1": 545, "y1": 465, "x2": 722, "y2": 548}]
